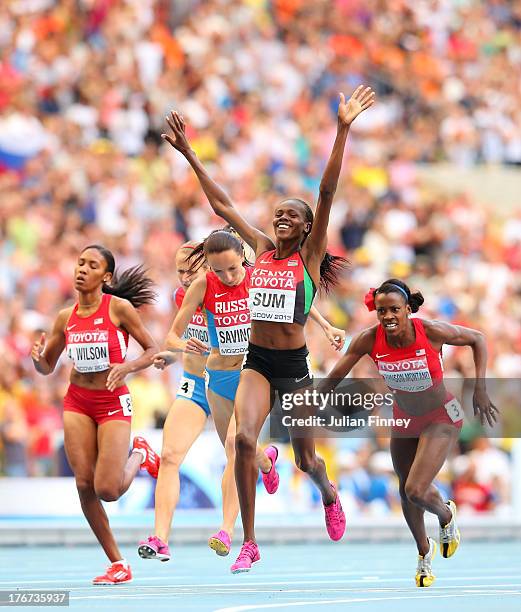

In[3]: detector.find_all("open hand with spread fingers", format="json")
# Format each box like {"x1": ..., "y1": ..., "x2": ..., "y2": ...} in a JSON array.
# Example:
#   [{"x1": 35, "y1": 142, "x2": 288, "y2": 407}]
[
  {"x1": 162, "y1": 111, "x2": 190, "y2": 153},
  {"x1": 338, "y1": 86, "x2": 376, "y2": 126},
  {"x1": 473, "y1": 387, "x2": 499, "y2": 428}
]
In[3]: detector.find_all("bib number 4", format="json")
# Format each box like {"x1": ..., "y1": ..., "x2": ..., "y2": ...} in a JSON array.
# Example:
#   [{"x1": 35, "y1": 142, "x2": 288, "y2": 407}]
[{"x1": 178, "y1": 376, "x2": 195, "y2": 399}]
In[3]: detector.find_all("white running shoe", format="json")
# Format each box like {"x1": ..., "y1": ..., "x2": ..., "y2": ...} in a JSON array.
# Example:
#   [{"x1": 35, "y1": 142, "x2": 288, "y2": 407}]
[
  {"x1": 415, "y1": 537, "x2": 436, "y2": 588},
  {"x1": 439, "y1": 500, "x2": 460, "y2": 558}
]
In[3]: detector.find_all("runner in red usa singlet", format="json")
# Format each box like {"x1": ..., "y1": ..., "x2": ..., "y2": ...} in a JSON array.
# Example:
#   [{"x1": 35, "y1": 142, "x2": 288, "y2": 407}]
[
  {"x1": 31, "y1": 244, "x2": 159, "y2": 585},
  {"x1": 323, "y1": 278, "x2": 497, "y2": 588},
  {"x1": 66, "y1": 293, "x2": 129, "y2": 375}
]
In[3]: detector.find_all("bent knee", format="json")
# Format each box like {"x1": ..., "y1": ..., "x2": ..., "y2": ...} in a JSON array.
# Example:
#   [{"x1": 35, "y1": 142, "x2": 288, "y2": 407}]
[
  {"x1": 94, "y1": 484, "x2": 121, "y2": 502},
  {"x1": 234, "y1": 431, "x2": 256, "y2": 456},
  {"x1": 398, "y1": 483, "x2": 408, "y2": 501},
  {"x1": 404, "y1": 481, "x2": 426, "y2": 504},
  {"x1": 294, "y1": 453, "x2": 317, "y2": 474},
  {"x1": 75, "y1": 477, "x2": 95, "y2": 497}
]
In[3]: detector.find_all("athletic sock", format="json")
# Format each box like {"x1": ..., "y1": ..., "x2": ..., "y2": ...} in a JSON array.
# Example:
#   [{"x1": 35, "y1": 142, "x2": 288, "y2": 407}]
[{"x1": 132, "y1": 448, "x2": 146, "y2": 464}]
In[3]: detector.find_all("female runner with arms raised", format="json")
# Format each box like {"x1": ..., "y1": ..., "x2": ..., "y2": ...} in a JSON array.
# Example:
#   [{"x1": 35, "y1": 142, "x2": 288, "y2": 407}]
[{"x1": 161, "y1": 85, "x2": 375, "y2": 572}]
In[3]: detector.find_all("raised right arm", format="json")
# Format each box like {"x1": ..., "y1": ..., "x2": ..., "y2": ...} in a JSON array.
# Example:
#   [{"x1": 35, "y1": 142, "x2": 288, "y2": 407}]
[{"x1": 162, "y1": 111, "x2": 274, "y2": 255}]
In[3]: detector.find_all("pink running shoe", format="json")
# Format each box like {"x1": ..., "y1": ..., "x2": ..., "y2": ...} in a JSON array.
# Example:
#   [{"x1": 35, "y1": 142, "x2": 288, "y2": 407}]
[
  {"x1": 261, "y1": 445, "x2": 279, "y2": 494},
  {"x1": 137, "y1": 535, "x2": 171, "y2": 562},
  {"x1": 208, "y1": 530, "x2": 232, "y2": 556},
  {"x1": 324, "y1": 482, "x2": 346, "y2": 541},
  {"x1": 230, "y1": 541, "x2": 260, "y2": 574}
]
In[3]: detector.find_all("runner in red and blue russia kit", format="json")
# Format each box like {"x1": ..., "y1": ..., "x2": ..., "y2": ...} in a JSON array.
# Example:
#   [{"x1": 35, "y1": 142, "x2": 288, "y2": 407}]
[
  {"x1": 323, "y1": 279, "x2": 498, "y2": 587},
  {"x1": 160, "y1": 85, "x2": 376, "y2": 572},
  {"x1": 152, "y1": 230, "x2": 280, "y2": 558},
  {"x1": 31, "y1": 245, "x2": 159, "y2": 585}
]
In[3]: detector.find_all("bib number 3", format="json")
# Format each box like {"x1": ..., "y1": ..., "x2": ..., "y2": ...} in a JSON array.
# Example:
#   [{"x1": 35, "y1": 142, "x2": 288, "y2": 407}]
[{"x1": 444, "y1": 398, "x2": 463, "y2": 423}]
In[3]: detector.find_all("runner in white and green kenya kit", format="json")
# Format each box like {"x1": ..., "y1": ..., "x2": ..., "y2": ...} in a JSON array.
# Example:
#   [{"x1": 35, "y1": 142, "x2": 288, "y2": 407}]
[{"x1": 161, "y1": 85, "x2": 376, "y2": 573}]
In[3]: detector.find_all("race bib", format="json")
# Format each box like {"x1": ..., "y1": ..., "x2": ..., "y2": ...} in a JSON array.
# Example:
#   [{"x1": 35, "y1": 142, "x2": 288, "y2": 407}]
[
  {"x1": 119, "y1": 393, "x2": 133, "y2": 416},
  {"x1": 214, "y1": 298, "x2": 251, "y2": 355},
  {"x1": 178, "y1": 376, "x2": 195, "y2": 399},
  {"x1": 66, "y1": 330, "x2": 111, "y2": 373},
  {"x1": 249, "y1": 288, "x2": 296, "y2": 322},
  {"x1": 183, "y1": 312, "x2": 209, "y2": 344},
  {"x1": 378, "y1": 357, "x2": 433, "y2": 392},
  {"x1": 444, "y1": 397, "x2": 463, "y2": 422}
]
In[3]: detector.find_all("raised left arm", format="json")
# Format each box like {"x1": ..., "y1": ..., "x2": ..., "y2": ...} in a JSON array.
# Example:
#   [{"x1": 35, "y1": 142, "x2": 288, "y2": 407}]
[
  {"x1": 107, "y1": 298, "x2": 159, "y2": 391},
  {"x1": 303, "y1": 86, "x2": 375, "y2": 263}
]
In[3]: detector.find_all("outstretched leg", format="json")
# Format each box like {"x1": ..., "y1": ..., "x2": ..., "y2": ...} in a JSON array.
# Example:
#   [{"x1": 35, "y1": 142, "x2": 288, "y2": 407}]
[
  {"x1": 64, "y1": 413, "x2": 129, "y2": 563},
  {"x1": 154, "y1": 399, "x2": 207, "y2": 543},
  {"x1": 233, "y1": 370, "x2": 272, "y2": 543},
  {"x1": 391, "y1": 423, "x2": 458, "y2": 555}
]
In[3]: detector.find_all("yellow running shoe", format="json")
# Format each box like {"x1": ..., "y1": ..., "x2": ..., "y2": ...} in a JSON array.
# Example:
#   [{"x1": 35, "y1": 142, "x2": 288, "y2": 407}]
[
  {"x1": 415, "y1": 537, "x2": 436, "y2": 588},
  {"x1": 439, "y1": 500, "x2": 460, "y2": 558}
]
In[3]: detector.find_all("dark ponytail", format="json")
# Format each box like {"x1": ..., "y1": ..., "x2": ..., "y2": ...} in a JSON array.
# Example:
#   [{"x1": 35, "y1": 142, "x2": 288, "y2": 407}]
[
  {"x1": 187, "y1": 228, "x2": 251, "y2": 271},
  {"x1": 291, "y1": 198, "x2": 349, "y2": 293},
  {"x1": 375, "y1": 278, "x2": 424, "y2": 313},
  {"x1": 82, "y1": 244, "x2": 157, "y2": 308},
  {"x1": 319, "y1": 252, "x2": 349, "y2": 293}
]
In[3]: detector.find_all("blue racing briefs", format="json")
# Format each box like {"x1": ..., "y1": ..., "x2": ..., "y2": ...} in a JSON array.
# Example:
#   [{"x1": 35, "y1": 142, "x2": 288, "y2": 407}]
[
  {"x1": 175, "y1": 371, "x2": 211, "y2": 416},
  {"x1": 205, "y1": 368, "x2": 241, "y2": 402}
]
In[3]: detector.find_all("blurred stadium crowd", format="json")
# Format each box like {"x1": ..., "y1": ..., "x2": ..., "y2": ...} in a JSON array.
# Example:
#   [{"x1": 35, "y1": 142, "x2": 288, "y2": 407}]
[{"x1": 1, "y1": 0, "x2": 519, "y2": 513}]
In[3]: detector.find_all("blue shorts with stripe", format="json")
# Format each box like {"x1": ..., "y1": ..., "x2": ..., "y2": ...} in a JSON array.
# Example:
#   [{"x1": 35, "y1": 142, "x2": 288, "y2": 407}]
[{"x1": 175, "y1": 371, "x2": 211, "y2": 416}]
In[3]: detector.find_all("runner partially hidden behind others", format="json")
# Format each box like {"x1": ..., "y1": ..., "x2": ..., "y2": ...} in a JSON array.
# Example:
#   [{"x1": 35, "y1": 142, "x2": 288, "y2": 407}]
[{"x1": 323, "y1": 278, "x2": 497, "y2": 587}]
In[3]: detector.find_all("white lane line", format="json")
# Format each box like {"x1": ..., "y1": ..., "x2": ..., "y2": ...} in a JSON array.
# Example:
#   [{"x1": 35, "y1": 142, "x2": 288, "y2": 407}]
[
  {"x1": 1, "y1": 573, "x2": 521, "y2": 587},
  {"x1": 214, "y1": 591, "x2": 521, "y2": 612},
  {"x1": 66, "y1": 584, "x2": 521, "y2": 601}
]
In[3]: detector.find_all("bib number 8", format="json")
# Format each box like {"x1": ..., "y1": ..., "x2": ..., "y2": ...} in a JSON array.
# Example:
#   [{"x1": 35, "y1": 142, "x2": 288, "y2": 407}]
[
  {"x1": 444, "y1": 398, "x2": 463, "y2": 423},
  {"x1": 178, "y1": 376, "x2": 195, "y2": 399},
  {"x1": 119, "y1": 393, "x2": 133, "y2": 416}
]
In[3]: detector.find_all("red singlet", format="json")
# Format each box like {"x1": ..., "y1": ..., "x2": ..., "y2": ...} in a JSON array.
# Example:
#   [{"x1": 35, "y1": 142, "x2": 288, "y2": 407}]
[
  {"x1": 369, "y1": 318, "x2": 463, "y2": 435},
  {"x1": 65, "y1": 293, "x2": 128, "y2": 374},
  {"x1": 63, "y1": 293, "x2": 132, "y2": 425}
]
